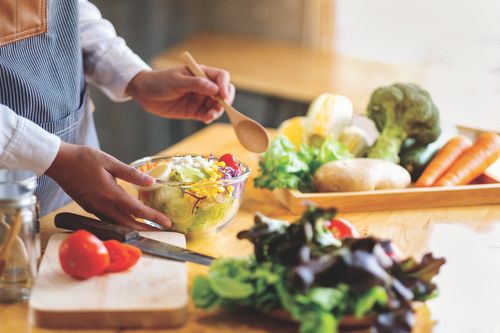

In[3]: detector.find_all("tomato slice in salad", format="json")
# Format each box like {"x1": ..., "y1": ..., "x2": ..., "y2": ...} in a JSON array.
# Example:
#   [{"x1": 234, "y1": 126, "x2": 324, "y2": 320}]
[
  {"x1": 218, "y1": 153, "x2": 239, "y2": 170},
  {"x1": 59, "y1": 230, "x2": 110, "y2": 280},
  {"x1": 103, "y1": 240, "x2": 142, "y2": 273},
  {"x1": 327, "y1": 218, "x2": 359, "y2": 239}
]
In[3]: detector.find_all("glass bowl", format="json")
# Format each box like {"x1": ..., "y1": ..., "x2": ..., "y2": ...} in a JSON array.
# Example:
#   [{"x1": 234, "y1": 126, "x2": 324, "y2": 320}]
[{"x1": 130, "y1": 155, "x2": 250, "y2": 237}]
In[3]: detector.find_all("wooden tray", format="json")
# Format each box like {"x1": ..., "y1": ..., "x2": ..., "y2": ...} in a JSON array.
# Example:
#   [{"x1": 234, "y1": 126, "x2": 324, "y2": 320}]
[
  {"x1": 273, "y1": 183, "x2": 500, "y2": 214},
  {"x1": 272, "y1": 115, "x2": 500, "y2": 214}
]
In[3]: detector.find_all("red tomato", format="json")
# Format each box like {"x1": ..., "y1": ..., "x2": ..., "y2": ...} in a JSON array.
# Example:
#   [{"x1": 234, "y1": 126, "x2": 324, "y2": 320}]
[
  {"x1": 219, "y1": 153, "x2": 239, "y2": 169},
  {"x1": 327, "y1": 218, "x2": 359, "y2": 239},
  {"x1": 59, "y1": 230, "x2": 110, "y2": 280},
  {"x1": 103, "y1": 240, "x2": 142, "y2": 273}
]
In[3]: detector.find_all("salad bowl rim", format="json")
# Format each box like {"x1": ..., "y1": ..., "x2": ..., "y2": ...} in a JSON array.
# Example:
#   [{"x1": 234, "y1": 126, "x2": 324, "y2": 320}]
[{"x1": 130, "y1": 154, "x2": 251, "y2": 187}]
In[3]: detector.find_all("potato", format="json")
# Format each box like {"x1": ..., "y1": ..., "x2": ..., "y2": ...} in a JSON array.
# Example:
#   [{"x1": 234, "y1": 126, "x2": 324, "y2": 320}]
[{"x1": 314, "y1": 158, "x2": 411, "y2": 192}]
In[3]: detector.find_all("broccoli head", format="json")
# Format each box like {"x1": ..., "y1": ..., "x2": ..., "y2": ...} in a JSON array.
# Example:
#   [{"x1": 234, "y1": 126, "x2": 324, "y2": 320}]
[{"x1": 366, "y1": 83, "x2": 441, "y2": 163}]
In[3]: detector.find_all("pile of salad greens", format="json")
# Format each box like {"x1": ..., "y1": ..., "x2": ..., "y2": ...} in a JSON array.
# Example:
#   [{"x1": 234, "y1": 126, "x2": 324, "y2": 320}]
[
  {"x1": 254, "y1": 135, "x2": 353, "y2": 192},
  {"x1": 192, "y1": 207, "x2": 445, "y2": 333}
]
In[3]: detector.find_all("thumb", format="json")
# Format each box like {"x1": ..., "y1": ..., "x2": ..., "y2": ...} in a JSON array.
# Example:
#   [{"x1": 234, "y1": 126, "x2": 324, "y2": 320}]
[
  {"x1": 108, "y1": 160, "x2": 155, "y2": 187},
  {"x1": 179, "y1": 76, "x2": 219, "y2": 96}
]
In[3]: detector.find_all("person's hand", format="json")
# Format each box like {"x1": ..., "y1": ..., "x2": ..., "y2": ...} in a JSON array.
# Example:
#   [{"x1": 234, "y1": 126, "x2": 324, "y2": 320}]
[
  {"x1": 46, "y1": 142, "x2": 171, "y2": 230},
  {"x1": 125, "y1": 66, "x2": 235, "y2": 124}
]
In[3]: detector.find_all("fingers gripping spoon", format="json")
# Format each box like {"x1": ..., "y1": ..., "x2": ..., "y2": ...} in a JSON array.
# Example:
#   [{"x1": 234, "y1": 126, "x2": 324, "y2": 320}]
[{"x1": 179, "y1": 51, "x2": 270, "y2": 153}]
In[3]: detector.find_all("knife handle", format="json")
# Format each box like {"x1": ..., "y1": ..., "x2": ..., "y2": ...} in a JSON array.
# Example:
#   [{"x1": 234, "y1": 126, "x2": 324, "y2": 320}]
[{"x1": 54, "y1": 213, "x2": 139, "y2": 242}]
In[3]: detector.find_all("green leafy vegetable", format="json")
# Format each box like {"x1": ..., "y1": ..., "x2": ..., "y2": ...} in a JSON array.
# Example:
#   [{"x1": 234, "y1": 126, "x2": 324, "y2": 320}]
[
  {"x1": 145, "y1": 186, "x2": 238, "y2": 234},
  {"x1": 399, "y1": 121, "x2": 458, "y2": 180},
  {"x1": 209, "y1": 277, "x2": 254, "y2": 300},
  {"x1": 192, "y1": 206, "x2": 445, "y2": 333},
  {"x1": 237, "y1": 207, "x2": 339, "y2": 266},
  {"x1": 300, "y1": 311, "x2": 337, "y2": 333},
  {"x1": 366, "y1": 83, "x2": 441, "y2": 163},
  {"x1": 253, "y1": 136, "x2": 311, "y2": 191},
  {"x1": 192, "y1": 257, "x2": 284, "y2": 312},
  {"x1": 171, "y1": 165, "x2": 206, "y2": 182},
  {"x1": 353, "y1": 286, "x2": 388, "y2": 318},
  {"x1": 317, "y1": 136, "x2": 353, "y2": 166},
  {"x1": 254, "y1": 135, "x2": 352, "y2": 192},
  {"x1": 192, "y1": 276, "x2": 219, "y2": 309}
]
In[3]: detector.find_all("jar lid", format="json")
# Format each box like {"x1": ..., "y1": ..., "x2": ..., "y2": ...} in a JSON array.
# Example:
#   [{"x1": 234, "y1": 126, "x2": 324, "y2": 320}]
[
  {"x1": 0, "y1": 169, "x2": 37, "y2": 192},
  {"x1": 0, "y1": 184, "x2": 36, "y2": 208}
]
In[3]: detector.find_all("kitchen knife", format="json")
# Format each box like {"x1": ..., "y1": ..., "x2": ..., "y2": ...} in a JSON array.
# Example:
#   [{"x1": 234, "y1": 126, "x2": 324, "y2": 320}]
[{"x1": 54, "y1": 212, "x2": 214, "y2": 266}]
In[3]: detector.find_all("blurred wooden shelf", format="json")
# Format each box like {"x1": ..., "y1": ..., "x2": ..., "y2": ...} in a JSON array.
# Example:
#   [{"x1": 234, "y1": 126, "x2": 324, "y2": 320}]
[{"x1": 151, "y1": 33, "x2": 424, "y2": 112}]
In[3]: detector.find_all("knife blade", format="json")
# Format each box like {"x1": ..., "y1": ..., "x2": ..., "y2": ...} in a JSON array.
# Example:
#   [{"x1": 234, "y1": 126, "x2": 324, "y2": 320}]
[{"x1": 54, "y1": 212, "x2": 214, "y2": 266}]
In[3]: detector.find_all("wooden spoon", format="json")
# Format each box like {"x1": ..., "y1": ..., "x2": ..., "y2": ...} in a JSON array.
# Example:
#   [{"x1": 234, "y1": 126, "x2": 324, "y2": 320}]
[
  {"x1": 0, "y1": 213, "x2": 28, "y2": 276},
  {"x1": 179, "y1": 51, "x2": 270, "y2": 153}
]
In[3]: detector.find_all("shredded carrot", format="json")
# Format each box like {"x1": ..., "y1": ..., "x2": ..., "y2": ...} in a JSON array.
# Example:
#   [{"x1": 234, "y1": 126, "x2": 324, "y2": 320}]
[
  {"x1": 138, "y1": 160, "x2": 159, "y2": 173},
  {"x1": 415, "y1": 136, "x2": 472, "y2": 187},
  {"x1": 434, "y1": 132, "x2": 500, "y2": 186}
]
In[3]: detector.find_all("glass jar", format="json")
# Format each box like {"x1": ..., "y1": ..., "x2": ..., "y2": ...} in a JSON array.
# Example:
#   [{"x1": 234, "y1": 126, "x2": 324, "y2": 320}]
[{"x1": 0, "y1": 170, "x2": 38, "y2": 303}]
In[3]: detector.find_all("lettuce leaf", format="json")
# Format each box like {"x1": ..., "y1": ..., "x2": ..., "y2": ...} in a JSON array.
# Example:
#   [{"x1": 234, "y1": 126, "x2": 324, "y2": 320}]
[
  {"x1": 191, "y1": 257, "x2": 284, "y2": 312},
  {"x1": 353, "y1": 286, "x2": 388, "y2": 318},
  {"x1": 146, "y1": 186, "x2": 238, "y2": 234},
  {"x1": 391, "y1": 253, "x2": 446, "y2": 301},
  {"x1": 253, "y1": 136, "x2": 312, "y2": 191},
  {"x1": 192, "y1": 207, "x2": 445, "y2": 333},
  {"x1": 171, "y1": 165, "x2": 206, "y2": 182},
  {"x1": 254, "y1": 135, "x2": 353, "y2": 192},
  {"x1": 317, "y1": 136, "x2": 354, "y2": 166},
  {"x1": 192, "y1": 276, "x2": 219, "y2": 310}
]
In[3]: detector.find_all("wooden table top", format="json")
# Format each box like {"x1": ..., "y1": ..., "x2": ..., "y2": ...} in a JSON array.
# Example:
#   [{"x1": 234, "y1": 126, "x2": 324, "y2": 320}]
[
  {"x1": 151, "y1": 33, "x2": 500, "y2": 133},
  {"x1": 3, "y1": 124, "x2": 500, "y2": 333},
  {"x1": 151, "y1": 33, "x2": 423, "y2": 110}
]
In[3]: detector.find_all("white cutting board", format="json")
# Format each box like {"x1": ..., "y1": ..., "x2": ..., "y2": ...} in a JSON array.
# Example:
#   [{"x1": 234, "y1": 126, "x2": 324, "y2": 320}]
[{"x1": 29, "y1": 232, "x2": 188, "y2": 329}]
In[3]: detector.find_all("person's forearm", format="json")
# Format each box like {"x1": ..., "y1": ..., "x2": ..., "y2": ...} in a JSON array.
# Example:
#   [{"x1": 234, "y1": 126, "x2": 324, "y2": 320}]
[
  {"x1": 45, "y1": 142, "x2": 71, "y2": 182},
  {"x1": 0, "y1": 104, "x2": 60, "y2": 176}
]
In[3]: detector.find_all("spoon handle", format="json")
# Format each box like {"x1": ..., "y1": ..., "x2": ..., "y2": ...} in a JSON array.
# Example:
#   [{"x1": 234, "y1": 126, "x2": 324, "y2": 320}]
[
  {"x1": 179, "y1": 51, "x2": 208, "y2": 79},
  {"x1": 179, "y1": 51, "x2": 232, "y2": 110},
  {"x1": 179, "y1": 51, "x2": 270, "y2": 153}
]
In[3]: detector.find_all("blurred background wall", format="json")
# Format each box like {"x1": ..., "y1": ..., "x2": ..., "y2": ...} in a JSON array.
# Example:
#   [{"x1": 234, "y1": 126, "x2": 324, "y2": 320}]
[
  {"x1": 90, "y1": 0, "x2": 312, "y2": 163},
  {"x1": 90, "y1": 0, "x2": 500, "y2": 162}
]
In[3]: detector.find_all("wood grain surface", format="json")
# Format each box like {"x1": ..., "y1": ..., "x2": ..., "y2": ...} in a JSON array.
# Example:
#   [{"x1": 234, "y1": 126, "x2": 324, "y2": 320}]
[
  {"x1": 29, "y1": 232, "x2": 188, "y2": 329},
  {"x1": 274, "y1": 183, "x2": 500, "y2": 215},
  {"x1": 151, "y1": 33, "x2": 422, "y2": 112},
  {"x1": 2, "y1": 124, "x2": 500, "y2": 333}
]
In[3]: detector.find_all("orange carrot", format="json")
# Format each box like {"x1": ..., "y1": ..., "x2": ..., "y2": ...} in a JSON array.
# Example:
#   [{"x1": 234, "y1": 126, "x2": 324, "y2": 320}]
[
  {"x1": 138, "y1": 161, "x2": 158, "y2": 173},
  {"x1": 434, "y1": 132, "x2": 500, "y2": 186},
  {"x1": 415, "y1": 136, "x2": 472, "y2": 187}
]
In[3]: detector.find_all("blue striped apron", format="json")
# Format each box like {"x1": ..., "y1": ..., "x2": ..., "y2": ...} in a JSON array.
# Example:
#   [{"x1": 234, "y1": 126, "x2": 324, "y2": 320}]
[{"x1": 0, "y1": 0, "x2": 99, "y2": 216}]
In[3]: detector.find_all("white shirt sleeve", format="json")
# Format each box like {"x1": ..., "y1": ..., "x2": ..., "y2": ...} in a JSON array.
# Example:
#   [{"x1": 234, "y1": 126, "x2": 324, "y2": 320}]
[
  {"x1": 79, "y1": 0, "x2": 151, "y2": 102},
  {"x1": 0, "y1": 105, "x2": 61, "y2": 176}
]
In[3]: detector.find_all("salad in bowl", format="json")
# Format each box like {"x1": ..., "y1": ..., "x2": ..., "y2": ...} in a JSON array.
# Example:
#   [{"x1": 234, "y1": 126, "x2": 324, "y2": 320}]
[{"x1": 131, "y1": 154, "x2": 250, "y2": 236}]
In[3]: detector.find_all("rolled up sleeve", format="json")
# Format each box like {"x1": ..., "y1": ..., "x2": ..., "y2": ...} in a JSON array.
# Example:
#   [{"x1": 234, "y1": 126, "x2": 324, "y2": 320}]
[
  {"x1": 0, "y1": 105, "x2": 61, "y2": 176},
  {"x1": 79, "y1": 0, "x2": 151, "y2": 102}
]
